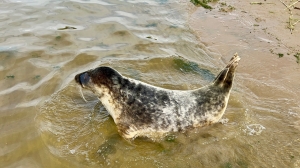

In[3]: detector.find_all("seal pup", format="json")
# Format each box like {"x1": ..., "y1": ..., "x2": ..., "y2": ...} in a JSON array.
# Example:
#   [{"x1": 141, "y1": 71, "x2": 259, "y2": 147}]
[{"x1": 75, "y1": 53, "x2": 240, "y2": 139}]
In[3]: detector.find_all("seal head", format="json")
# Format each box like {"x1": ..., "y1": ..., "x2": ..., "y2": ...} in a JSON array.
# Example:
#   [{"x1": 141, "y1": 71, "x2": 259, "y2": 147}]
[
  {"x1": 75, "y1": 67, "x2": 123, "y2": 97},
  {"x1": 75, "y1": 54, "x2": 240, "y2": 139}
]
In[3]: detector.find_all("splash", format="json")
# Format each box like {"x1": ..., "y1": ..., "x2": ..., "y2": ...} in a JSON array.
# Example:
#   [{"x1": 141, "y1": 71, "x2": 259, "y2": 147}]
[{"x1": 244, "y1": 124, "x2": 266, "y2": 136}]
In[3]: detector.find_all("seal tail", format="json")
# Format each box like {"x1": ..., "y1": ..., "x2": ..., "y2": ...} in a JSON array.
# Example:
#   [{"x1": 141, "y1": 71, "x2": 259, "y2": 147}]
[{"x1": 213, "y1": 53, "x2": 240, "y2": 89}]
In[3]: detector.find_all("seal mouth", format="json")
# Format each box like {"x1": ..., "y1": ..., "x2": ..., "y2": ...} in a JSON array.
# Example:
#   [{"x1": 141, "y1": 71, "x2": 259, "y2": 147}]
[{"x1": 75, "y1": 72, "x2": 90, "y2": 102}]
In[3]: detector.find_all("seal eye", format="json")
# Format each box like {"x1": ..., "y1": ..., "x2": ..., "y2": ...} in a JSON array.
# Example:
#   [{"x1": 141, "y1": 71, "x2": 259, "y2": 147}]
[
  {"x1": 75, "y1": 72, "x2": 90, "y2": 88},
  {"x1": 79, "y1": 72, "x2": 90, "y2": 87}
]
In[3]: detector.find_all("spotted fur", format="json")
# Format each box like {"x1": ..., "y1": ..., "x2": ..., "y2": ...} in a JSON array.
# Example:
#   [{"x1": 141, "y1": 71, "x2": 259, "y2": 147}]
[{"x1": 75, "y1": 54, "x2": 240, "y2": 139}]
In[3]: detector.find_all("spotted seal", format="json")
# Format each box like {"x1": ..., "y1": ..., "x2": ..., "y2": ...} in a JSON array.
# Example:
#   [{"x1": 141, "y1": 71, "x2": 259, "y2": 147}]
[{"x1": 75, "y1": 53, "x2": 240, "y2": 139}]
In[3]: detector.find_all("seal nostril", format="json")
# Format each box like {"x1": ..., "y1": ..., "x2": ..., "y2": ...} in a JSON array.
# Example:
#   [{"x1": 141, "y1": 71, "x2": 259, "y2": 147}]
[{"x1": 75, "y1": 74, "x2": 81, "y2": 85}]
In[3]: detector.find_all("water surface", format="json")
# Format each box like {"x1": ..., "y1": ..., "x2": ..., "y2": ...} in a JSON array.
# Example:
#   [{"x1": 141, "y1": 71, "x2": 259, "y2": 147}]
[{"x1": 0, "y1": 0, "x2": 300, "y2": 167}]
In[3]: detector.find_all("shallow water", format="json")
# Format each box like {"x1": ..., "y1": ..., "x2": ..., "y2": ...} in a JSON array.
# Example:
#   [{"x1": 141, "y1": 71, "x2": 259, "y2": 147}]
[{"x1": 1, "y1": 0, "x2": 300, "y2": 167}]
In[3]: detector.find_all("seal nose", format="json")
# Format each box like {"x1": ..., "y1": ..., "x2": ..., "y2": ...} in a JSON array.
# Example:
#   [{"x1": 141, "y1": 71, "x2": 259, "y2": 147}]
[{"x1": 75, "y1": 72, "x2": 90, "y2": 87}]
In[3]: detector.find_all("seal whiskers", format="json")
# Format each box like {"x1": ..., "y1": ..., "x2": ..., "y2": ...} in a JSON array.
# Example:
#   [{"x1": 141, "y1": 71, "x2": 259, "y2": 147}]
[
  {"x1": 78, "y1": 85, "x2": 88, "y2": 102},
  {"x1": 74, "y1": 53, "x2": 240, "y2": 139}
]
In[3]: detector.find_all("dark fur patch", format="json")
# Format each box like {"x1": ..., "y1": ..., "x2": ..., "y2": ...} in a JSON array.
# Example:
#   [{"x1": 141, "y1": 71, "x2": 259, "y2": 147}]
[
  {"x1": 116, "y1": 83, "x2": 171, "y2": 128},
  {"x1": 192, "y1": 87, "x2": 227, "y2": 118}
]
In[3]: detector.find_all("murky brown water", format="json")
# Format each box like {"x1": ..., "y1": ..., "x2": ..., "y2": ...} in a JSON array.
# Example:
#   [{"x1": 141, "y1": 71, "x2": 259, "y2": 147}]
[{"x1": 1, "y1": 0, "x2": 300, "y2": 167}]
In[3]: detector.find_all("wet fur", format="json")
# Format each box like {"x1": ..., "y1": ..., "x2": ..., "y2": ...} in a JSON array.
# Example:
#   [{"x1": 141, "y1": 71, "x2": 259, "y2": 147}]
[{"x1": 75, "y1": 54, "x2": 240, "y2": 139}]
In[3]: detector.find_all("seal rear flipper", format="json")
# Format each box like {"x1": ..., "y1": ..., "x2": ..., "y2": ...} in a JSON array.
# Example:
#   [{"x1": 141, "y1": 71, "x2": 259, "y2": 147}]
[
  {"x1": 213, "y1": 68, "x2": 229, "y2": 86},
  {"x1": 213, "y1": 53, "x2": 240, "y2": 89}
]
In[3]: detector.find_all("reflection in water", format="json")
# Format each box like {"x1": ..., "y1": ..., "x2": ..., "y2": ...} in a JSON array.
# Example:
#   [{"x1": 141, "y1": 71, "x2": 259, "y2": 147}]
[{"x1": 0, "y1": 0, "x2": 300, "y2": 167}]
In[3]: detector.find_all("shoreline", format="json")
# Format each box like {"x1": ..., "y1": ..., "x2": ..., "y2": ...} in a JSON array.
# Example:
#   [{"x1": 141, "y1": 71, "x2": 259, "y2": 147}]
[{"x1": 187, "y1": 0, "x2": 300, "y2": 63}]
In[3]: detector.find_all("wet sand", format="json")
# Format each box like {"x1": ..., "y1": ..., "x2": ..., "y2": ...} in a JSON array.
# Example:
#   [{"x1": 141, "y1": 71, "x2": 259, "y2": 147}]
[{"x1": 189, "y1": 1, "x2": 300, "y2": 167}]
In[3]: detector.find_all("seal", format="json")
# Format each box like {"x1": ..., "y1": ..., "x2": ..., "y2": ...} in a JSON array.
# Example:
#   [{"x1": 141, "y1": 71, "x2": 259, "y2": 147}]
[{"x1": 74, "y1": 53, "x2": 240, "y2": 139}]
